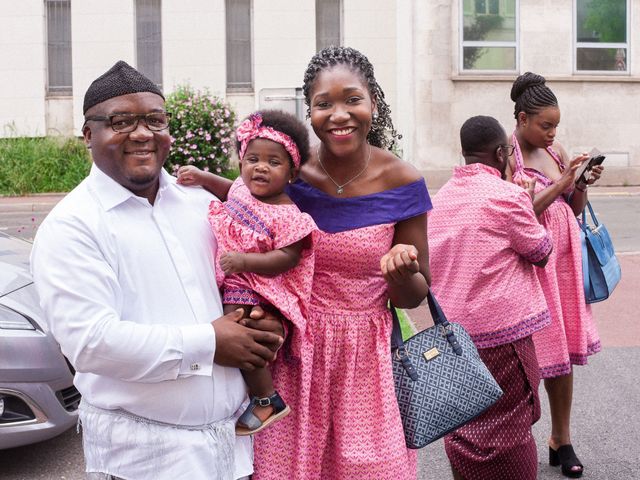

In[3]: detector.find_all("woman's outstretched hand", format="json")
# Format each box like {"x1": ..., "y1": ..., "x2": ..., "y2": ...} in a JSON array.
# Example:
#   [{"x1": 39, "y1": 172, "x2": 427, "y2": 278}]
[
  {"x1": 380, "y1": 244, "x2": 420, "y2": 285},
  {"x1": 177, "y1": 165, "x2": 206, "y2": 186}
]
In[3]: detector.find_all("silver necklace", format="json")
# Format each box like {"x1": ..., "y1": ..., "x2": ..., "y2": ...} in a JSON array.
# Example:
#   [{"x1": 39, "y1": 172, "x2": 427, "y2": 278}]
[{"x1": 317, "y1": 144, "x2": 372, "y2": 195}]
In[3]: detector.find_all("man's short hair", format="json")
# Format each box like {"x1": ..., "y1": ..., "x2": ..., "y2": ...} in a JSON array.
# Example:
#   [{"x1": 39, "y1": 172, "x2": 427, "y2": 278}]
[
  {"x1": 83, "y1": 60, "x2": 164, "y2": 114},
  {"x1": 460, "y1": 116, "x2": 505, "y2": 154}
]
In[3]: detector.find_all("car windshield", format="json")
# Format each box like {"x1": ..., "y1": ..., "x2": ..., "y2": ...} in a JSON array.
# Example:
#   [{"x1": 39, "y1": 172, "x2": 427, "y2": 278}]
[{"x1": 0, "y1": 233, "x2": 33, "y2": 297}]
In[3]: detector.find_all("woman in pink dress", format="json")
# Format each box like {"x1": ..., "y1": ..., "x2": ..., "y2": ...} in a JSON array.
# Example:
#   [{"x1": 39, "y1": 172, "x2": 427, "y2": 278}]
[
  {"x1": 250, "y1": 46, "x2": 432, "y2": 479},
  {"x1": 182, "y1": 47, "x2": 431, "y2": 479},
  {"x1": 508, "y1": 72, "x2": 604, "y2": 478}
]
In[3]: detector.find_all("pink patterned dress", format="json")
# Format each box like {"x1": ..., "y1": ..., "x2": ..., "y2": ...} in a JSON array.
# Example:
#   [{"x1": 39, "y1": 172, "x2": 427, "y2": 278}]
[
  {"x1": 511, "y1": 134, "x2": 601, "y2": 378},
  {"x1": 252, "y1": 178, "x2": 432, "y2": 479},
  {"x1": 208, "y1": 178, "x2": 316, "y2": 343}
]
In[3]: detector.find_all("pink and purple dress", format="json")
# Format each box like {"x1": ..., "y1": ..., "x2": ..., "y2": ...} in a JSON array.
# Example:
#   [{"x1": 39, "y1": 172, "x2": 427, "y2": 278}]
[
  {"x1": 511, "y1": 135, "x2": 601, "y2": 378},
  {"x1": 252, "y1": 178, "x2": 432, "y2": 480},
  {"x1": 208, "y1": 178, "x2": 316, "y2": 346}
]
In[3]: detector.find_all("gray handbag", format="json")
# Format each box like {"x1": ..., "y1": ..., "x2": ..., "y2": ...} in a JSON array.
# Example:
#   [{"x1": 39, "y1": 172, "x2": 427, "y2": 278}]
[{"x1": 391, "y1": 292, "x2": 503, "y2": 449}]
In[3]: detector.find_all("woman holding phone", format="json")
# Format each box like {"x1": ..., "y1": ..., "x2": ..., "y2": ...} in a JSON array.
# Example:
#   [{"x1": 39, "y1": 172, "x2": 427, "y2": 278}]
[{"x1": 507, "y1": 72, "x2": 603, "y2": 479}]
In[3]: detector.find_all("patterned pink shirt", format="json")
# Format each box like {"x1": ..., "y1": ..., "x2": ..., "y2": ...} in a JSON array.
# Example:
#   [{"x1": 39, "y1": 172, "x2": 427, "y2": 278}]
[{"x1": 428, "y1": 163, "x2": 552, "y2": 348}]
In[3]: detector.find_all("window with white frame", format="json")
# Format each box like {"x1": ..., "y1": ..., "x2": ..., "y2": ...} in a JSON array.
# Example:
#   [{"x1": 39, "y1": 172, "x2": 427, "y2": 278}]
[
  {"x1": 575, "y1": 0, "x2": 628, "y2": 73},
  {"x1": 46, "y1": 0, "x2": 72, "y2": 95},
  {"x1": 316, "y1": 0, "x2": 341, "y2": 52},
  {"x1": 136, "y1": 0, "x2": 163, "y2": 87},
  {"x1": 460, "y1": 0, "x2": 518, "y2": 72},
  {"x1": 226, "y1": 0, "x2": 253, "y2": 91}
]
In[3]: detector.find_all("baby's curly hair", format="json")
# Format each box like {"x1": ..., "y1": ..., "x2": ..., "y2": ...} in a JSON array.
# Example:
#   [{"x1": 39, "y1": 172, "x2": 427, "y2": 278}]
[
  {"x1": 302, "y1": 45, "x2": 401, "y2": 151},
  {"x1": 235, "y1": 109, "x2": 311, "y2": 168}
]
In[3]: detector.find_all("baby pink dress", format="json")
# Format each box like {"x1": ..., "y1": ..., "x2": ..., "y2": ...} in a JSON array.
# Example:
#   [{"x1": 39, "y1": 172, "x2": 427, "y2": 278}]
[
  {"x1": 512, "y1": 135, "x2": 601, "y2": 378},
  {"x1": 252, "y1": 178, "x2": 431, "y2": 480},
  {"x1": 208, "y1": 178, "x2": 316, "y2": 346}
]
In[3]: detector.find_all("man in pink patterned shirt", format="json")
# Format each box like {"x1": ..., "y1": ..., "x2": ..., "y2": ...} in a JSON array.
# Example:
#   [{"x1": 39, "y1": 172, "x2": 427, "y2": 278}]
[{"x1": 429, "y1": 116, "x2": 552, "y2": 480}]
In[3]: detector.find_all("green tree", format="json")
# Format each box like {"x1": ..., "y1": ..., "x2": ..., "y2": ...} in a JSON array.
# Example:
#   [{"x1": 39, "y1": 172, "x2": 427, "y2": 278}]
[{"x1": 583, "y1": 0, "x2": 626, "y2": 42}]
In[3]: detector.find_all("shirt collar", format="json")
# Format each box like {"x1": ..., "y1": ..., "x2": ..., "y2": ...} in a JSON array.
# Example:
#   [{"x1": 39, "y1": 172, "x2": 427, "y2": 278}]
[
  {"x1": 454, "y1": 162, "x2": 501, "y2": 179},
  {"x1": 89, "y1": 164, "x2": 179, "y2": 211}
]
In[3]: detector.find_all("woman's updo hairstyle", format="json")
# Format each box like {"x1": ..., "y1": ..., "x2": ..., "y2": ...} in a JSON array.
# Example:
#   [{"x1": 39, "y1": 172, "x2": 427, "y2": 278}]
[
  {"x1": 511, "y1": 72, "x2": 558, "y2": 120},
  {"x1": 302, "y1": 45, "x2": 401, "y2": 151}
]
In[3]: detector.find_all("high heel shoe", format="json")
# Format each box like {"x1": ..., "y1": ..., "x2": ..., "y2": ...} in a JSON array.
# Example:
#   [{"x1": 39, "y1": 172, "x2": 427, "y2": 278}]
[{"x1": 549, "y1": 445, "x2": 584, "y2": 478}]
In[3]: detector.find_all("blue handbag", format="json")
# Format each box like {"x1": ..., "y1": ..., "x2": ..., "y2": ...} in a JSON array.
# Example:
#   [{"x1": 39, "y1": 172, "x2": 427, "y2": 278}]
[
  {"x1": 391, "y1": 293, "x2": 503, "y2": 449},
  {"x1": 579, "y1": 201, "x2": 621, "y2": 303}
]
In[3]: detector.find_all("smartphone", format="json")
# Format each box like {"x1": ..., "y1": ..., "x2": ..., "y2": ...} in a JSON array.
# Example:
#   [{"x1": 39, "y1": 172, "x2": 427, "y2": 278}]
[{"x1": 576, "y1": 154, "x2": 605, "y2": 185}]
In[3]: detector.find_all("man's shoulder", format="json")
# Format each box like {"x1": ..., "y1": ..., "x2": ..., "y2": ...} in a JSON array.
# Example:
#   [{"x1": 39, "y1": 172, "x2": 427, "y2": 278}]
[
  {"x1": 170, "y1": 181, "x2": 217, "y2": 206},
  {"x1": 43, "y1": 178, "x2": 96, "y2": 224}
]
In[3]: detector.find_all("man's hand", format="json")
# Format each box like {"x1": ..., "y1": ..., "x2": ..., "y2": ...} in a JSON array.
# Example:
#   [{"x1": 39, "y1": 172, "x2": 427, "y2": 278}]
[
  {"x1": 521, "y1": 176, "x2": 537, "y2": 201},
  {"x1": 212, "y1": 309, "x2": 283, "y2": 370},
  {"x1": 239, "y1": 306, "x2": 285, "y2": 353},
  {"x1": 380, "y1": 244, "x2": 420, "y2": 285},
  {"x1": 220, "y1": 252, "x2": 246, "y2": 275}
]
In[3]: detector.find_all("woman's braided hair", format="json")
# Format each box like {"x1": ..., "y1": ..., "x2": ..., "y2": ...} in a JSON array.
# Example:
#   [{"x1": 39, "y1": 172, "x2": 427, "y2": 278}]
[
  {"x1": 511, "y1": 72, "x2": 558, "y2": 121},
  {"x1": 302, "y1": 46, "x2": 401, "y2": 150}
]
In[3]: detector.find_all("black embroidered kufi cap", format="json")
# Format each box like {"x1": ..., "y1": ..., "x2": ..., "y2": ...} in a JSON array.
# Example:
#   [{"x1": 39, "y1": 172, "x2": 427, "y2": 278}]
[{"x1": 83, "y1": 60, "x2": 164, "y2": 114}]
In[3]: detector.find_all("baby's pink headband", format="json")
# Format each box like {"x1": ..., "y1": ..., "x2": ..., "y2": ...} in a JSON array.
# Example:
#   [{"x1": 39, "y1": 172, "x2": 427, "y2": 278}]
[{"x1": 236, "y1": 113, "x2": 301, "y2": 168}]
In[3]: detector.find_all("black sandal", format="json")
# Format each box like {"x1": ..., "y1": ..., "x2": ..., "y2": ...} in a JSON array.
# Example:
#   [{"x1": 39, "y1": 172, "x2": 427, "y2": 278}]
[
  {"x1": 236, "y1": 391, "x2": 290, "y2": 436},
  {"x1": 549, "y1": 445, "x2": 584, "y2": 478}
]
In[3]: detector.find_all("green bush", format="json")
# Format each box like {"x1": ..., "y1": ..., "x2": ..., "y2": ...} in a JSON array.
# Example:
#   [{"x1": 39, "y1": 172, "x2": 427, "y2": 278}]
[
  {"x1": 165, "y1": 85, "x2": 236, "y2": 176},
  {"x1": 0, "y1": 136, "x2": 91, "y2": 195}
]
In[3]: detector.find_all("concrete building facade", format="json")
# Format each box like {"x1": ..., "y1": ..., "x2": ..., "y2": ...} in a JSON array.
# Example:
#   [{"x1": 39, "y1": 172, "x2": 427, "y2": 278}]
[{"x1": 1, "y1": 0, "x2": 638, "y2": 185}]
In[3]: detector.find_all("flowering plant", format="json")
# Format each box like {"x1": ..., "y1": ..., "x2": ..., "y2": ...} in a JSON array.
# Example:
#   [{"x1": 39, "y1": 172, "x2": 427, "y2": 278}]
[{"x1": 165, "y1": 85, "x2": 236, "y2": 176}]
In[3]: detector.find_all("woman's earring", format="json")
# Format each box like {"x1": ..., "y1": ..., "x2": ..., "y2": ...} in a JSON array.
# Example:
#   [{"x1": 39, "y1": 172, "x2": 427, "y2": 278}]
[{"x1": 373, "y1": 112, "x2": 379, "y2": 120}]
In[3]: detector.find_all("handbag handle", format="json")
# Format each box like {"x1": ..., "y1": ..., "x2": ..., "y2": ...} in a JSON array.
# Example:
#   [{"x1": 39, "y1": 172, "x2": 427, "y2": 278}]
[
  {"x1": 391, "y1": 291, "x2": 463, "y2": 381},
  {"x1": 581, "y1": 201, "x2": 599, "y2": 228}
]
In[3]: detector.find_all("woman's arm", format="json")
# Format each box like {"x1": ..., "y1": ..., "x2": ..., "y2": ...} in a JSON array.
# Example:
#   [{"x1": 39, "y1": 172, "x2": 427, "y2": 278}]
[
  {"x1": 381, "y1": 213, "x2": 431, "y2": 309},
  {"x1": 568, "y1": 163, "x2": 605, "y2": 216},
  {"x1": 220, "y1": 238, "x2": 305, "y2": 277},
  {"x1": 177, "y1": 165, "x2": 233, "y2": 200},
  {"x1": 531, "y1": 152, "x2": 589, "y2": 216}
]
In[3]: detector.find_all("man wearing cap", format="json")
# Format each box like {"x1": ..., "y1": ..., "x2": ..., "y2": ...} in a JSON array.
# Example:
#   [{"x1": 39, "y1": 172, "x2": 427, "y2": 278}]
[{"x1": 31, "y1": 61, "x2": 283, "y2": 480}]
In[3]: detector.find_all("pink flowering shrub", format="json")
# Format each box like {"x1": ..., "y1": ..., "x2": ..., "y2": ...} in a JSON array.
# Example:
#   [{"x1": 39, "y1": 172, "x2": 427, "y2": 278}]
[{"x1": 165, "y1": 85, "x2": 236, "y2": 176}]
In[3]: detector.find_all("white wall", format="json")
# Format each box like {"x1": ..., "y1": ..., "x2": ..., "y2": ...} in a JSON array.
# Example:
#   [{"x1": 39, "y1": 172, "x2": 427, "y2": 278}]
[
  {"x1": 71, "y1": 0, "x2": 135, "y2": 134},
  {"x1": 163, "y1": 0, "x2": 226, "y2": 95},
  {"x1": 0, "y1": 1, "x2": 46, "y2": 136},
  {"x1": 406, "y1": 0, "x2": 640, "y2": 186}
]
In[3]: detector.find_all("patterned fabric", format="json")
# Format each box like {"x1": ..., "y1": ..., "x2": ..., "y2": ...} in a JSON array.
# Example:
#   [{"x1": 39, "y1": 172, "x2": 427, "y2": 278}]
[
  {"x1": 392, "y1": 317, "x2": 503, "y2": 448},
  {"x1": 253, "y1": 180, "x2": 432, "y2": 479},
  {"x1": 512, "y1": 135, "x2": 601, "y2": 378},
  {"x1": 236, "y1": 113, "x2": 301, "y2": 167},
  {"x1": 445, "y1": 336, "x2": 541, "y2": 480},
  {"x1": 80, "y1": 401, "x2": 236, "y2": 480},
  {"x1": 208, "y1": 178, "x2": 316, "y2": 349},
  {"x1": 429, "y1": 163, "x2": 552, "y2": 348},
  {"x1": 83, "y1": 60, "x2": 163, "y2": 114}
]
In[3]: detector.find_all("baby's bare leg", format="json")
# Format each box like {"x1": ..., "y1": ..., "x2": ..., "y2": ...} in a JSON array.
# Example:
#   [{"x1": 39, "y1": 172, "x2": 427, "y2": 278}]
[{"x1": 241, "y1": 367, "x2": 276, "y2": 423}]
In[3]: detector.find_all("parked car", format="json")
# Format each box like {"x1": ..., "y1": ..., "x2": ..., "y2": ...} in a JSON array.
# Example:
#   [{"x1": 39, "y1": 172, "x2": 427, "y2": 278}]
[{"x1": 0, "y1": 231, "x2": 79, "y2": 449}]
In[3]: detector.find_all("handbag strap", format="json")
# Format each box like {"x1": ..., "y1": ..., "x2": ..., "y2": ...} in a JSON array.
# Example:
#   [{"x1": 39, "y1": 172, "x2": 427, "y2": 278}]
[
  {"x1": 581, "y1": 201, "x2": 599, "y2": 228},
  {"x1": 391, "y1": 290, "x2": 463, "y2": 369}
]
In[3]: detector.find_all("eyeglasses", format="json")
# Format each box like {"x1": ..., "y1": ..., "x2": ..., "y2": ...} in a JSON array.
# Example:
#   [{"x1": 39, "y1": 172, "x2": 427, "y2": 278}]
[
  {"x1": 498, "y1": 144, "x2": 515, "y2": 156},
  {"x1": 84, "y1": 112, "x2": 172, "y2": 133}
]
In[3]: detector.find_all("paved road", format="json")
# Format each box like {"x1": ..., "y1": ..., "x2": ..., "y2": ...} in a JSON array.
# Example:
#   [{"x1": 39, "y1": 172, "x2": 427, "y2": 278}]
[{"x1": 1, "y1": 188, "x2": 638, "y2": 479}]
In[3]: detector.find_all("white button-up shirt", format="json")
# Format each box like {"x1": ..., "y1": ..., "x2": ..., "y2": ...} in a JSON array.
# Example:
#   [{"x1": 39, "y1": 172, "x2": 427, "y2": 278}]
[{"x1": 31, "y1": 165, "x2": 251, "y2": 475}]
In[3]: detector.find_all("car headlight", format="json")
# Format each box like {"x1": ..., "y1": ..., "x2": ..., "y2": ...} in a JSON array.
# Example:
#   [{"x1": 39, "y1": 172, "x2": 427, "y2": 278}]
[{"x1": 0, "y1": 304, "x2": 35, "y2": 330}]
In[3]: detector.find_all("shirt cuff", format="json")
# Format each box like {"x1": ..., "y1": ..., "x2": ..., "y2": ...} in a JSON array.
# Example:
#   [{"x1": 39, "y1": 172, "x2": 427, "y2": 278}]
[
  {"x1": 178, "y1": 323, "x2": 215, "y2": 377},
  {"x1": 524, "y1": 234, "x2": 553, "y2": 264}
]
